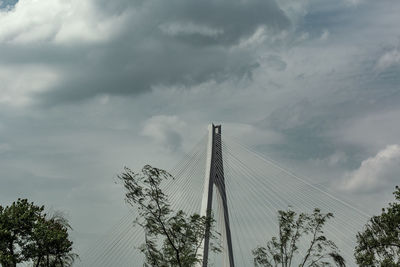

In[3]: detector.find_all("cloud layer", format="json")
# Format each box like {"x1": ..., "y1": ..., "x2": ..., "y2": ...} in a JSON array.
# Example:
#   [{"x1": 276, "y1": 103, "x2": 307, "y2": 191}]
[
  {"x1": 1, "y1": 0, "x2": 400, "y2": 255},
  {"x1": 341, "y1": 145, "x2": 400, "y2": 192},
  {"x1": 142, "y1": 115, "x2": 186, "y2": 152},
  {"x1": 0, "y1": 0, "x2": 290, "y2": 105}
]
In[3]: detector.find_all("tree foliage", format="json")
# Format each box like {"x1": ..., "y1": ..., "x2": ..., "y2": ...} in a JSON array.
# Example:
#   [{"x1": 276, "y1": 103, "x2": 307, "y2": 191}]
[
  {"x1": 27, "y1": 212, "x2": 78, "y2": 267},
  {"x1": 118, "y1": 165, "x2": 220, "y2": 267},
  {"x1": 253, "y1": 208, "x2": 345, "y2": 267},
  {"x1": 0, "y1": 199, "x2": 77, "y2": 267},
  {"x1": 355, "y1": 186, "x2": 400, "y2": 266},
  {"x1": 0, "y1": 199, "x2": 43, "y2": 267}
]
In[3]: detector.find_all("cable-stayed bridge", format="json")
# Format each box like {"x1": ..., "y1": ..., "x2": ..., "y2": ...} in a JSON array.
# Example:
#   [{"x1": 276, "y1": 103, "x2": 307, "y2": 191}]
[{"x1": 77, "y1": 124, "x2": 369, "y2": 266}]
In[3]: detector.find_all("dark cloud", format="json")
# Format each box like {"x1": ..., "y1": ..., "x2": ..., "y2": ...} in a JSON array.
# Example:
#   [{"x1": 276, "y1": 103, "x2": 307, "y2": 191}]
[
  {"x1": 0, "y1": 0, "x2": 18, "y2": 9},
  {"x1": 152, "y1": 0, "x2": 290, "y2": 45},
  {"x1": 0, "y1": 0, "x2": 290, "y2": 105},
  {"x1": 265, "y1": 55, "x2": 287, "y2": 71},
  {"x1": 1, "y1": 0, "x2": 400, "y2": 255},
  {"x1": 256, "y1": 62, "x2": 400, "y2": 164}
]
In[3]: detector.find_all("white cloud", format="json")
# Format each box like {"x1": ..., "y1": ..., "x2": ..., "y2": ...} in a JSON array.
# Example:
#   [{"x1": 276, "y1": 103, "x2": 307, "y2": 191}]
[
  {"x1": 319, "y1": 29, "x2": 330, "y2": 41},
  {"x1": 0, "y1": 64, "x2": 59, "y2": 106},
  {"x1": 159, "y1": 22, "x2": 223, "y2": 37},
  {"x1": 223, "y1": 122, "x2": 283, "y2": 146},
  {"x1": 340, "y1": 144, "x2": 400, "y2": 192},
  {"x1": 334, "y1": 109, "x2": 400, "y2": 152},
  {"x1": 0, "y1": 0, "x2": 127, "y2": 44},
  {"x1": 277, "y1": 0, "x2": 310, "y2": 22},
  {"x1": 327, "y1": 151, "x2": 348, "y2": 166},
  {"x1": 234, "y1": 27, "x2": 267, "y2": 49},
  {"x1": 141, "y1": 115, "x2": 186, "y2": 152},
  {"x1": 341, "y1": 0, "x2": 364, "y2": 6},
  {"x1": 376, "y1": 48, "x2": 400, "y2": 71}
]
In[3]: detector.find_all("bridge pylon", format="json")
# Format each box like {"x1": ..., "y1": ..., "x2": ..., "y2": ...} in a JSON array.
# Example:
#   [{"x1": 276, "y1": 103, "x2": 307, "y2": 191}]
[{"x1": 198, "y1": 124, "x2": 235, "y2": 267}]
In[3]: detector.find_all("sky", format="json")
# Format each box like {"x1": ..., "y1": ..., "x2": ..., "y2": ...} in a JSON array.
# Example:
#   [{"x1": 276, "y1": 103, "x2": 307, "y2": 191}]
[{"x1": 1, "y1": 0, "x2": 400, "y2": 255}]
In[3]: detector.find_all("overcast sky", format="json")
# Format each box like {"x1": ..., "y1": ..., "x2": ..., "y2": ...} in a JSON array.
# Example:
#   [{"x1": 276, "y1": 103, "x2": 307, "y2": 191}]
[{"x1": 1, "y1": 0, "x2": 400, "y2": 255}]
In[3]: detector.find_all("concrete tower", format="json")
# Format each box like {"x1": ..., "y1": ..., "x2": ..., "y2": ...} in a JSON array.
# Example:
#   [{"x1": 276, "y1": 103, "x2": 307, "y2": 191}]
[{"x1": 198, "y1": 124, "x2": 235, "y2": 267}]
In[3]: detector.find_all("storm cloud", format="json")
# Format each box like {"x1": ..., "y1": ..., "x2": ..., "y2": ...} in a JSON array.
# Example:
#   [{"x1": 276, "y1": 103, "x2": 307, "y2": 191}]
[
  {"x1": 1, "y1": 0, "x2": 400, "y2": 256},
  {"x1": 0, "y1": 0, "x2": 290, "y2": 105}
]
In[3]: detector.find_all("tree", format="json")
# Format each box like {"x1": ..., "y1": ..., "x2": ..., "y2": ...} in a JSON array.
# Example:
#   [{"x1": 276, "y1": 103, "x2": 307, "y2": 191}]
[
  {"x1": 0, "y1": 199, "x2": 43, "y2": 267},
  {"x1": 27, "y1": 212, "x2": 78, "y2": 267},
  {"x1": 118, "y1": 165, "x2": 220, "y2": 267},
  {"x1": 354, "y1": 185, "x2": 400, "y2": 266},
  {"x1": 0, "y1": 199, "x2": 77, "y2": 267},
  {"x1": 253, "y1": 208, "x2": 345, "y2": 267}
]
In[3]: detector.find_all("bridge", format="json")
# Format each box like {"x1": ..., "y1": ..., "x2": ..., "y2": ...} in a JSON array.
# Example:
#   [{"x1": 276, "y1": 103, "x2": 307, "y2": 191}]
[{"x1": 77, "y1": 124, "x2": 369, "y2": 266}]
